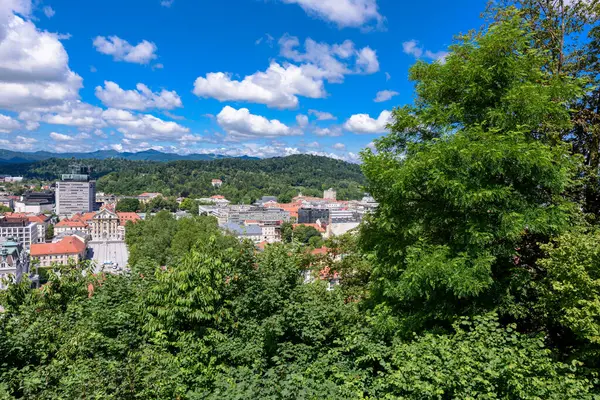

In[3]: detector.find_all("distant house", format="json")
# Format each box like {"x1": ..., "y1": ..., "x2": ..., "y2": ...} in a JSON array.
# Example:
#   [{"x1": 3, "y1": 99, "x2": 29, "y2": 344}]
[
  {"x1": 137, "y1": 193, "x2": 162, "y2": 203},
  {"x1": 211, "y1": 179, "x2": 223, "y2": 188},
  {"x1": 30, "y1": 236, "x2": 87, "y2": 268}
]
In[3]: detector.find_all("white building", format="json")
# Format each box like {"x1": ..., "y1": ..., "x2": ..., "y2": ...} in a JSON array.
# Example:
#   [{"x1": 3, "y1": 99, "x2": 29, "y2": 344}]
[
  {"x1": 14, "y1": 201, "x2": 54, "y2": 214},
  {"x1": 0, "y1": 216, "x2": 38, "y2": 249},
  {"x1": 323, "y1": 188, "x2": 337, "y2": 200}
]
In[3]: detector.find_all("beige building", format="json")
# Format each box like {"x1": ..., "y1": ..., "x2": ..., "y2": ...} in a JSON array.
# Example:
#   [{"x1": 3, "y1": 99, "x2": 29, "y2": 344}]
[
  {"x1": 30, "y1": 236, "x2": 87, "y2": 268},
  {"x1": 89, "y1": 208, "x2": 121, "y2": 241}
]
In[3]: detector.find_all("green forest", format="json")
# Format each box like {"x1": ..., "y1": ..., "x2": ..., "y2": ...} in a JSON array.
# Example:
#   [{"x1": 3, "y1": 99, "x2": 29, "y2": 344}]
[
  {"x1": 0, "y1": 154, "x2": 366, "y2": 203},
  {"x1": 4, "y1": 1, "x2": 600, "y2": 398}
]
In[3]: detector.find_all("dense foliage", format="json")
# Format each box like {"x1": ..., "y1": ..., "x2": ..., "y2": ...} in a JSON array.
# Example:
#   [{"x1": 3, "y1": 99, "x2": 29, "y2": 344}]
[
  {"x1": 0, "y1": 155, "x2": 366, "y2": 203},
  {"x1": 2, "y1": 2, "x2": 600, "y2": 398}
]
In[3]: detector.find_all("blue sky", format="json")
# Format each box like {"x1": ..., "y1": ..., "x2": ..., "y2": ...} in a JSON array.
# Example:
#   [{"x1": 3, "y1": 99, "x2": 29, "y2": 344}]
[{"x1": 0, "y1": 0, "x2": 486, "y2": 161}]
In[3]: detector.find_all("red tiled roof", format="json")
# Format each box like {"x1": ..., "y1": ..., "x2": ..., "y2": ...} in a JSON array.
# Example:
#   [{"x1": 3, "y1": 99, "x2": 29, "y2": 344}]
[
  {"x1": 73, "y1": 212, "x2": 96, "y2": 222},
  {"x1": 31, "y1": 236, "x2": 86, "y2": 257},
  {"x1": 27, "y1": 214, "x2": 51, "y2": 224},
  {"x1": 211, "y1": 195, "x2": 225, "y2": 199},
  {"x1": 117, "y1": 212, "x2": 141, "y2": 226},
  {"x1": 56, "y1": 219, "x2": 88, "y2": 228}
]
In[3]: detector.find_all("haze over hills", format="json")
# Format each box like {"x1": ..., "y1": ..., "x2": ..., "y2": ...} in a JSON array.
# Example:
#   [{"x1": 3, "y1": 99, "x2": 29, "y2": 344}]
[{"x1": 0, "y1": 149, "x2": 257, "y2": 164}]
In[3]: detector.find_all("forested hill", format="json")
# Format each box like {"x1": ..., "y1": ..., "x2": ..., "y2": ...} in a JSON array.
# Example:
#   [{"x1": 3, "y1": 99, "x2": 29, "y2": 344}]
[{"x1": 0, "y1": 155, "x2": 366, "y2": 202}]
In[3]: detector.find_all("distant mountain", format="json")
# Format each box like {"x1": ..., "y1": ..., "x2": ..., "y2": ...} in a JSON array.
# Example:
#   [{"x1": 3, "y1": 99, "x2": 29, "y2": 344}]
[{"x1": 0, "y1": 149, "x2": 253, "y2": 164}]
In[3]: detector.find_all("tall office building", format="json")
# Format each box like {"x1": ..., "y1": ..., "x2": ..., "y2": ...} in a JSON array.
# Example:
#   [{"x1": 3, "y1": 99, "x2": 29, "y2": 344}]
[{"x1": 56, "y1": 165, "x2": 97, "y2": 217}]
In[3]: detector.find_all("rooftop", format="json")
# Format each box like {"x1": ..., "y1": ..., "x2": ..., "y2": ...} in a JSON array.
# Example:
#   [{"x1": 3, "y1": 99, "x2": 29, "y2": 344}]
[{"x1": 31, "y1": 236, "x2": 86, "y2": 257}]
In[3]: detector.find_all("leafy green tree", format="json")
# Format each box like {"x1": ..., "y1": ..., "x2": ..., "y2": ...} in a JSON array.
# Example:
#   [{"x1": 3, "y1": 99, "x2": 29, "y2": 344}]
[
  {"x1": 280, "y1": 221, "x2": 293, "y2": 243},
  {"x1": 179, "y1": 197, "x2": 199, "y2": 215},
  {"x1": 535, "y1": 228, "x2": 600, "y2": 360},
  {"x1": 0, "y1": 205, "x2": 11, "y2": 213},
  {"x1": 45, "y1": 224, "x2": 54, "y2": 240},
  {"x1": 116, "y1": 198, "x2": 140, "y2": 212},
  {"x1": 374, "y1": 314, "x2": 595, "y2": 398},
  {"x1": 292, "y1": 225, "x2": 323, "y2": 245}
]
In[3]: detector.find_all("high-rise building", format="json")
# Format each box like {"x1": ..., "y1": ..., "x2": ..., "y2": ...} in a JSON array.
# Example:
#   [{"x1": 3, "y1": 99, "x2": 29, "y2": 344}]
[{"x1": 56, "y1": 165, "x2": 97, "y2": 217}]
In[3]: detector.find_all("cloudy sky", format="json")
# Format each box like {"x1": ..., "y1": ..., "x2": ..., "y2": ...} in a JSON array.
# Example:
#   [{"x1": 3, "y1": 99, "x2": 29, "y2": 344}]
[{"x1": 0, "y1": 0, "x2": 485, "y2": 161}]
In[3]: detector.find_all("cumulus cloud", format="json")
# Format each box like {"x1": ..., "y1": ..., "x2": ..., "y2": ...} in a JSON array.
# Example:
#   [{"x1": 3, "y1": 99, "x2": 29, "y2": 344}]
[
  {"x1": 314, "y1": 126, "x2": 342, "y2": 137},
  {"x1": 194, "y1": 36, "x2": 379, "y2": 109},
  {"x1": 278, "y1": 0, "x2": 383, "y2": 29},
  {"x1": 332, "y1": 142, "x2": 346, "y2": 150},
  {"x1": 0, "y1": 114, "x2": 21, "y2": 133},
  {"x1": 95, "y1": 81, "x2": 182, "y2": 111},
  {"x1": 0, "y1": 135, "x2": 36, "y2": 151},
  {"x1": 216, "y1": 106, "x2": 298, "y2": 140},
  {"x1": 0, "y1": 5, "x2": 82, "y2": 110},
  {"x1": 296, "y1": 114, "x2": 309, "y2": 127},
  {"x1": 402, "y1": 40, "x2": 448, "y2": 62},
  {"x1": 193, "y1": 62, "x2": 325, "y2": 109},
  {"x1": 308, "y1": 109, "x2": 336, "y2": 120},
  {"x1": 279, "y1": 35, "x2": 379, "y2": 80},
  {"x1": 102, "y1": 108, "x2": 189, "y2": 140},
  {"x1": 50, "y1": 132, "x2": 75, "y2": 141},
  {"x1": 344, "y1": 110, "x2": 391, "y2": 134},
  {"x1": 374, "y1": 90, "x2": 399, "y2": 102},
  {"x1": 19, "y1": 100, "x2": 189, "y2": 141},
  {"x1": 93, "y1": 36, "x2": 158, "y2": 64}
]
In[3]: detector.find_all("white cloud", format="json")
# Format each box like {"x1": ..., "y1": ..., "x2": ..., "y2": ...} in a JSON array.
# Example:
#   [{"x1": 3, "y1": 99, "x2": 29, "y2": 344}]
[
  {"x1": 279, "y1": 35, "x2": 379, "y2": 80},
  {"x1": 43, "y1": 6, "x2": 55, "y2": 18},
  {"x1": 314, "y1": 126, "x2": 342, "y2": 137},
  {"x1": 278, "y1": 0, "x2": 383, "y2": 29},
  {"x1": 194, "y1": 36, "x2": 379, "y2": 109},
  {"x1": 306, "y1": 141, "x2": 320, "y2": 148},
  {"x1": 402, "y1": 40, "x2": 448, "y2": 62},
  {"x1": 374, "y1": 90, "x2": 399, "y2": 103},
  {"x1": 308, "y1": 109, "x2": 336, "y2": 120},
  {"x1": 93, "y1": 36, "x2": 158, "y2": 64},
  {"x1": 344, "y1": 110, "x2": 391, "y2": 134},
  {"x1": 332, "y1": 142, "x2": 346, "y2": 150},
  {"x1": 50, "y1": 132, "x2": 75, "y2": 141},
  {"x1": 296, "y1": 114, "x2": 309, "y2": 127},
  {"x1": 193, "y1": 62, "x2": 325, "y2": 109},
  {"x1": 25, "y1": 121, "x2": 39, "y2": 130},
  {"x1": 385, "y1": 72, "x2": 391, "y2": 81},
  {"x1": 0, "y1": 135, "x2": 36, "y2": 151},
  {"x1": 160, "y1": 0, "x2": 174, "y2": 7},
  {"x1": 216, "y1": 106, "x2": 297, "y2": 140},
  {"x1": 0, "y1": 114, "x2": 21, "y2": 133},
  {"x1": 152, "y1": 63, "x2": 164, "y2": 70},
  {"x1": 0, "y1": 9, "x2": 82, "y2": 110},
  {"x1": 356, "y1": 47, "x2": 379, "y2": 73},
  {"x1": 102, "y1": 108, "x2": 189, "y2": 140},
  {"x1": 95, "y1": 81, "x2": 182, "y2": 111}
]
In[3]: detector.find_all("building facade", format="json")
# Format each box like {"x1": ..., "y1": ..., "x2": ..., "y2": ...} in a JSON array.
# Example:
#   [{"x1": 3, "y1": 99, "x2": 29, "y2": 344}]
[
  {"x1": 89, "y1": 208, "x2": 120, "y2": 241},
  {"x1": 0, "y1": 216, "x2": 38, "y2": 249},
  {"x1": 298, "y1": 207, "x2": 330, "y2": 224},
  {"x1": 0, "y1": 238, "x2": 29, "y2": 290},
  {"x1": 56, "y1": 180, "x2": 96, "y2": 217},
  {"x1": 30, "y1": 236, "x2": 87, "y2": 268}
]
